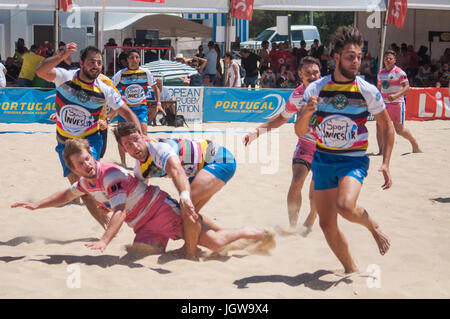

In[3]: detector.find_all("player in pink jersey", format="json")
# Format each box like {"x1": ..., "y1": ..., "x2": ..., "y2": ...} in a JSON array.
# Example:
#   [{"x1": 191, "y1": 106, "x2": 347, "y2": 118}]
[
  {"x1": 377, "y1": 50, "x2": 422, "y2": 154},
  {"x1": 243, "y1": 56, "x2": 321, "y2": 235},
  {"x1": 11, "y1": 139, "x2": 274, "y2": 258}
]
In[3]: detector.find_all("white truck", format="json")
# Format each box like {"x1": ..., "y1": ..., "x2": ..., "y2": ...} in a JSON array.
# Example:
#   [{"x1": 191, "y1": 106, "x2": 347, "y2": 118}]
[{"x1": 240, "y1": 25, "x2": 321, "y2": 50}]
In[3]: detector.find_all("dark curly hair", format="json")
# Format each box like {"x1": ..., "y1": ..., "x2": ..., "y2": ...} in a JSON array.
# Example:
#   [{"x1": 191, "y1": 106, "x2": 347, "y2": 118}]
[{"x1": 331, "y1": 26, "x2": 363, "y2": 54}]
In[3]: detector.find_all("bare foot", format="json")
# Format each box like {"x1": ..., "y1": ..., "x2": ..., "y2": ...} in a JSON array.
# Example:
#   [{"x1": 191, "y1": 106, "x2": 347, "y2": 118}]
[
  {"x1": 274, "y1": 225, "x2": 298, "y2": 236},
  {"x1": 371, "y1": 226, "x2": 391, "y2": 255},
  {"x1": 412, "y1": 147, "x2": 423, "y2": 153}
]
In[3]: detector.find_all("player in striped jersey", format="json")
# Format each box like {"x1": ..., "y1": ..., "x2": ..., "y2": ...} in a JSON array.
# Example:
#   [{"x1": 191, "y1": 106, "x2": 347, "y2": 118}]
[
  {"x1": 377, "y1": 50, "x2": 422, "y2": 154},
  {"x1": 11, "y1": 139, "x2": 273, "y2": 258},
  {"x1": 295, "y1": 27, "x2": 394, "y2": 274},
  {"x1": 113, "y1": 122, "x2": 236, "y2": 259},
  {"x1": 35, "y1": 43, "x2": 142, "y2": 229},
  {"x1": 112, "y1": 49, "x2": 165, "y2": 166}
]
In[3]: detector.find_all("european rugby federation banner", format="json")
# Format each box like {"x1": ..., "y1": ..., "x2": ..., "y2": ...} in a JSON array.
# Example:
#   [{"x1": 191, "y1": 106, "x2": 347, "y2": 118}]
[
  {"x1": 0, "y1": 89, "x2": 55, "y2": 123},
  {"x1": 203, "y1": 87, "x2": 294, "y2": 123},
  {"x1": 167, "y1": 86, "x2": 204, "y2": 123}
]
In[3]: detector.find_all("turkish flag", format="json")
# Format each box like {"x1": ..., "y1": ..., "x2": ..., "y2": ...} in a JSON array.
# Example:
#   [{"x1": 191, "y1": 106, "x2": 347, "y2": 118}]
[
  {"x1": 387, "y1": 0, "x2": 408, "y2": 29},
  {"x1": 130, "y1": 0, "x2": 165, "y2": 3},
  {"x1": 231, "y1": 0, "x2": 254, "y2": 21},
  {"x1": 59, "y1": 0, "x2": 73, "y2": 12}
]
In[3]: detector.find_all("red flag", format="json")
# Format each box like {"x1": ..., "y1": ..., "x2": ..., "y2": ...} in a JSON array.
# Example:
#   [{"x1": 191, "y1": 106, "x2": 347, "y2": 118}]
[
  {"x1": 130, "y1": 0, "x2": 165, "y2": 3},
  {"x1": 231, "y1": 0, "x2": 254, "y2": 21},
  {"x1": 59, "y1": 0, "x2": 73, "y2": 12},
  {"x1": 387, "y1": 0, "x2": 408, "y2": 29}
]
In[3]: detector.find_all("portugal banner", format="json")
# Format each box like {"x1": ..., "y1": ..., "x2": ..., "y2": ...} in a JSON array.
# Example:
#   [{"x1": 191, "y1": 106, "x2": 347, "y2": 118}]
[
  {"x1": 387, "y1": 0, "x2": 408, "y2": 29},
  {"x1": 231, "y1": 0, "x2": 254, "y2": 21},
  {"x1": 405, "y1": 87, "x2": 450, "y2": 121}
]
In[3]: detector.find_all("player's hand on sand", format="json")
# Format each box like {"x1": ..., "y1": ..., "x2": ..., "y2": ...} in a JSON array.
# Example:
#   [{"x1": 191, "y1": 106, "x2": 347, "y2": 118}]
[
  {"x1": 180, "y1": 198, "x2": 199, "y2": 223},
  {"x1": 243, "y1": 131, "x2": 258, "y2": 146},
  {"x1": 378, "y1": 164, "x2": 392, "y2": 190},
  {"x1": 11, "y1": 202, "x2": 39, "y2": 210},
  {"x1": 85, "y1": 240, "x2": 107, "y2": 252}
]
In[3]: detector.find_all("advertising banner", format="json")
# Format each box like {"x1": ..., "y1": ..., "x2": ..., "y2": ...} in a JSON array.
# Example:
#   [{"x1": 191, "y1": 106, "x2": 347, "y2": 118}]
[
  {"x1": 405, "y1": 87, "x2": 450, "y2": 121},
  {"x1": 203, "y1": 87, "x2": 294, "y2": 123},
  {"x1": 0, "y1": 89, "x2": 55, "y2": 124},
  {"x1": 166, "y1": 86, "x2": 203, "y2": 123}
]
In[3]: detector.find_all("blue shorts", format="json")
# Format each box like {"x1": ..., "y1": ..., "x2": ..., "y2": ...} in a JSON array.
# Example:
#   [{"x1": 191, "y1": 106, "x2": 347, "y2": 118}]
[
  {"x1": 202, "y1": 146, "x2": 236, "y2": 183},
  {"x1": 118, "y1": 105, "x2": 148, "y2": 124},
  {"x1": 55, "y1": 133, "x2": 103, "y2": 177},
  {"x1": 312, "y1": 151, "x2": 369, "y2": 190}
]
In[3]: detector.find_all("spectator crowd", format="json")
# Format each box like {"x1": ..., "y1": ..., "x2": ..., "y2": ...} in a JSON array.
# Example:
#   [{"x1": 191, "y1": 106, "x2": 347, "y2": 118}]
[{"x1": 1, "y1": 36, "x2": 449, "y2": 90}]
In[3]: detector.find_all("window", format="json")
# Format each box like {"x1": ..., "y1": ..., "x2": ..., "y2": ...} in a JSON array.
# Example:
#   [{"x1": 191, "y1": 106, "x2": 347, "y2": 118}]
[
  {"x1": 272, "y1": 34, "x2": 288, "y2": 42},
  {"x1": 291, "y1": 30, "x2": 304, "y2": 42},
  {"x1": 255, "y1": 29, "x2": 275, "y2": 41},
  {"x1": 303, "y1": 29, "x2": 320, "y2": 41}
]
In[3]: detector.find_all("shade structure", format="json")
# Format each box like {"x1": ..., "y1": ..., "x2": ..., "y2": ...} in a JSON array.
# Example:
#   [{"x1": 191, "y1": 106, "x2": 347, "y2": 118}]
[{"x1": 142, "y1": 59, "x2": 198, "y2": 80}]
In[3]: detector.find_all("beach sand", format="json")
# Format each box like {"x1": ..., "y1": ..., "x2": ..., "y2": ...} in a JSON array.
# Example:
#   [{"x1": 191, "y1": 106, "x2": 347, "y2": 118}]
[{"x1": 0, "y1": 120, "x2": 449, "y2": 298}]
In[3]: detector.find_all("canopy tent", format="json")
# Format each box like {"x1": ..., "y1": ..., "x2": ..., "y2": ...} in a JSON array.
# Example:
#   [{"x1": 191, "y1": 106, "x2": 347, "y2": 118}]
[
  {"x1": 105, "y1": 13, "x2": 212, "y2": 38},
  {"x1": 2, "y1": 1, "x2": 449, "y2": 13}
]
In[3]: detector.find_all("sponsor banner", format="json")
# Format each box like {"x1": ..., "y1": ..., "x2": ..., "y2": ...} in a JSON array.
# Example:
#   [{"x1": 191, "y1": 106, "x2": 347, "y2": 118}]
[
  {"x1": 166, "y1": 86, "x2": 203, "y2": 123},
  {"x1": 0, "y1": 88, "x2": 55, "y2": 124},
  {"x1": 203, "y1": 87, "x2": 294, "y2": 123},
  {"x1": 405, "y1": 87, "x2": 450, "y2": 121}
]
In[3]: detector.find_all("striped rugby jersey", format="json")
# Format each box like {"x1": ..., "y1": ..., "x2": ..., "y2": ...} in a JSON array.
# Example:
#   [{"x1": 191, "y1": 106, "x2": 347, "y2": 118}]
[
  {"x1": 134, "y1": 138, "x2": 220, "y2": 180},
  {"x1": 300, "y1": 75, "x2": 385, "y2": 156},
  {"x1": 53, "y1": 68, "x2": 124, "y2": 142},
  {"x1": 71, "y1": 161, "x2": 179, "y2": 231},
  {"x1": 112, "y1": 67, "x2": 156, "y2": 107},
  {"x1": 377, "y1": 65, "x2": 408, "y2": 104}
]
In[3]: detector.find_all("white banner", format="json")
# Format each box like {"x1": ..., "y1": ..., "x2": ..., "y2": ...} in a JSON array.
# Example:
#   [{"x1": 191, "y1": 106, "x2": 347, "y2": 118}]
[{"x1": 166, "y1": 86, "x2": 203, "y2": 123}]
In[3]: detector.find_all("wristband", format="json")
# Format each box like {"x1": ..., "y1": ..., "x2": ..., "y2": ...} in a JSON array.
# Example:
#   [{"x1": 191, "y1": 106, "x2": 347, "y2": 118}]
[{"x1": 180, "y1": 190, "x2": 190, "y2": 203}]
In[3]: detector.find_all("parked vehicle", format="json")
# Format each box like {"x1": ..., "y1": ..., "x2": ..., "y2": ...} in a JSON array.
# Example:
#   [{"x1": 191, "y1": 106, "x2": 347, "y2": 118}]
[{"x1": 240, "y1": 25, "x2": 321, "y2": 50}]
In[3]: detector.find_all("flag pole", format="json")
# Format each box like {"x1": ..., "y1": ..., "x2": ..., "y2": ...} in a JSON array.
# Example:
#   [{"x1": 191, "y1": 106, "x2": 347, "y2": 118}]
[
  {"x1": 379, "y1": 0, "x2": 390, "y2": 73},
  {"x1": 100, "y1": 0, "x2": 106, "y2": 51}
]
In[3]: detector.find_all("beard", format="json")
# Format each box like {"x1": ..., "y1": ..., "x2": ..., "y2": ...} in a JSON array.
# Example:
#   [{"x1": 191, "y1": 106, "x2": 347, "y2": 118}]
[
  {"x1": 338, "y1": 61, "x2": 357, "y2": 81},
  {"x1": 81, "y1": 67, "x2": 101, "y2": 81}
]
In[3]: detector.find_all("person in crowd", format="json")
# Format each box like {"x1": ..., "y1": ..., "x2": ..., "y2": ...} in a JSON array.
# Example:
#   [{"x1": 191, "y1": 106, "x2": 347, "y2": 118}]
[
  {"x1": 204, "y1": 41, "x2": 218, "y2": 85},
  {"x1": 240, "y1": 48, "x2": 260, "y2": 89},
  {"x1": 260, "y1": 66, "x2": 276, "y2": 88},
  {"x1": 258, "y1": 40, "x2": 271, "y2": 76},
  {"x1": 214, "y1": 43, "x2": 223, "y2": 86},
  {"x1": 17, "y1": 44, "x2": 44, "y2": 87},
  {"x1": 104, "y1": 38, "x2": 118, "y2": 76},
  {"x1": 360, "y1": 52, "x2": 375, "y2": 84},
  {"x1": 195, "y1": 45, "x2": 205, "y2": 59},
  {"x1": 415, "y1": 62, "x2": 433, "y2": 87},
  {"x1": 268, "y1": 42, "x2": 281, "y2": 75},
  {"x1": 276, "y1": 64, "x2": 296, "y2": 88},
  {"x1": 13, "y1": 38, "x2": 28, "y2": 69},
  {"x1": 223, "y1": 52, "x2": 241, "y2": 88},
  {"x1": 187, "y1": 56, "x2": 207, "y2": 87},
  {"x1": 295, "y1": 40, "x2": 309, "y2": 68},
  {"x1": 407, "y1": 45, "x2": 419, "y2": 84}
]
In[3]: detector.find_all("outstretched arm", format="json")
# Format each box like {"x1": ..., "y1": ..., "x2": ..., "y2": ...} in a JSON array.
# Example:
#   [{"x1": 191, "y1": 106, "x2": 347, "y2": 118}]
[
  {"x1": 11, "y1": 188, "x2": 78, "y2": 210},
  {"x1": 243, "y1": 113, "x2": 289, "y2": 146},
  {"x1": 85, "y1": 204, "x2": 127, "y2": 252},
  {"x1": 35, "y1": 42, "x2": 77, "y2": 82}
]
